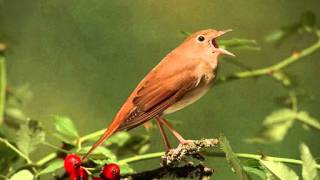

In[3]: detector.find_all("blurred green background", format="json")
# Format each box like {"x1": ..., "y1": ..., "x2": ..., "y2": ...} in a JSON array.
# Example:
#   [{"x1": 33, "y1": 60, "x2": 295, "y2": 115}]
[{"x1": 1, "y1": 0, "x2": 320, "y2": 179}]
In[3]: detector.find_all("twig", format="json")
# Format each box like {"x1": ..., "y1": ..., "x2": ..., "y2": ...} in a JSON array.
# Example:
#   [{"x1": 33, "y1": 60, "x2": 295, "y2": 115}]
[
  {"x1": 118, "y1": 151, "x2": 320, "y2": 170},
  {"x1": 161, "y1": 138, "x2": 219, "y2": 166},
  {"x1": 121, "y1": 163, "x2": 213, "y2": 180},
  {"x1": 0, "y1": 137, "x2": 32, "y2": 164},
  {"x1": 217, "y1": 38, "x2": 320, "y2": 84},
  {"x1": 120, "y1": 138, "x2": 218, "y2": 180}
]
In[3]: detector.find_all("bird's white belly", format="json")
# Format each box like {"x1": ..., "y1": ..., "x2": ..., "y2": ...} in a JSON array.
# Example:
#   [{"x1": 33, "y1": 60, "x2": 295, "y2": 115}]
[{"x1": 163, "y1": 82, "x2": 211, "y2": 114}]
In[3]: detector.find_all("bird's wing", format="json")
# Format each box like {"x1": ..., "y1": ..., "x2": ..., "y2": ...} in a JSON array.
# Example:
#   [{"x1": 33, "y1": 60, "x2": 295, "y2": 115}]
[
  {"x1": 82, "y1": 56, "x2": 201, "y2": 160},
  {"x1": 117, "y1": 69, "x2": 200, "y2": 131}
]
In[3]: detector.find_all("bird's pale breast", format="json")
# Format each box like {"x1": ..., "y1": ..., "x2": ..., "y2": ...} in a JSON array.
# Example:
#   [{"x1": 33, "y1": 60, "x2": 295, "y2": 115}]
[{"x1": 163, "y1": 62, "x2": 216, "y2": 114}]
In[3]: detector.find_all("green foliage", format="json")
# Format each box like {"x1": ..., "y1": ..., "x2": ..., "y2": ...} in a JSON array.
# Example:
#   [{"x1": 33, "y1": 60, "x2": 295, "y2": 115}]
[
  {"x1": 9, "y1": 170, "x2": 34, "y2": 180},
  {"x1": 54, "y1": 116, "x2": 79, "y2": 143},
  {"x1": 220, "y1": 135, "x2": 251, "y2": 180},
  {"x1": 243, "y1": 166, "x2": 267, "y2": 180},
  {"x1": 296, "y1": 112, "x2": 320, "y2": 130},
  {"x1": 265, "y1": 11, "x2": 317, "y2": 44},
  {"x1": 246, "y1": 109, "x2": 320, "y2": 144},
  {"x1": 79, "y1": 146, "x2": 117, "y2": 161},
  {"x1": 16, "y1": 120, "x2": 45, "y2": 156},
  {"x1": 219, "y1": 38, "x2": 260, "y2": 51},
  {"x1": 0, "y1": 56, "x2": 5, "y2": 124},
  {"x1": 260, "y1": 160, "x2": 299, "y2": 180},
  {"x1": 300, "y1": 143, "x2": 319, "y2": 180},
  {"x1": 37, "y1": 160, "x2": 64, "y2": 176},
  {"x1": 245, "y1": 108, "x2": 296, "y2": 143}
]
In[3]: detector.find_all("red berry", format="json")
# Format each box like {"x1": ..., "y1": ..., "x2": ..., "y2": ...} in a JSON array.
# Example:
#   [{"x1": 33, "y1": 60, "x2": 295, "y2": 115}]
[
  {"x1": 70, "y1": 173, "x2": 76, "y2": 180},
  {"x1": 92, "y1": 177, "x2": 103, "y2": 180},
  {"x1": 102, "y1": 163, "x2": 120, "y2": 180},
  {"x1": 76, "y1": 167, "x2": 88, "y2": 180},
  {"x1": 69, "y1": 167, "x2": 88, "y2": 180},
  {"x1": 64, "y1": 154, "x2": 81, "y2": 174}
]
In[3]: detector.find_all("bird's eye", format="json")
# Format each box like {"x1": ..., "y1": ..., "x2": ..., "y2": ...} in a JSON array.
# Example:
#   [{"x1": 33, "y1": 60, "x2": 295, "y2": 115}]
[{"x1": 197, "y1": 35, "x2": 205, "y2": 42}]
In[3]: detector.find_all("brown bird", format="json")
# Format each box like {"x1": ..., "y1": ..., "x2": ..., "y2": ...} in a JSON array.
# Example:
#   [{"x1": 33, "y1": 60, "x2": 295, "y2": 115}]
[{"x1": 83, "y1": 29, "x2": 234, "y2": 160}]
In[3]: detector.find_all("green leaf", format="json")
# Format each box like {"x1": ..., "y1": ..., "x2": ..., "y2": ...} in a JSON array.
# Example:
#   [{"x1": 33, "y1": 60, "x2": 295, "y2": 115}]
[
  {"x1": 245, "y1": 109, "x2": 296, "y2": 143},
  {"x1": 78, "y1": 146, "x2": 117, "y2": 161},
  {"x1": 262, "y1": 109, "x2": 296, "y2": 126},
  {"x1": 119, "y1": 163, "x2": 135, "y2": 175},
  {"x1": 4, "y1": 107, "x2": 27, "y2": 122},
  {"x1": 265, "y1": 30, "x2": 286, "y2": 43},
  {"x1": 104, "y1": 132, "x2": 131, "y2": 147},
  {"x1": 10, "y1": 170, "x2": 34, "y2": 180},
  {"x1": 16, "y1": 120, "x2": 45, "y2": 156},
  {"x1": 0, "y1": 56, "x2": 5, "y2": 124},
  {"x1": 116, "y1": 134, "x2": 150, "y2": 156},
  {"x1": 260, "y1": 160, "x2": 299, "y2": 180},
  {"x1": 296, "y1": 111, "x2": 320, "y2": 130},
  {"x1": 220, "y1": 135, "x2": 251, "y2": 180},
  {"x1": 37, "y1": 159, "x2": 64, "y2": 176},
  {"x1": 243, "y1": 166, "x2": 267, "y2": 180},
  {"x1": 219, "y1": 38, "x2": 260, "y2": 51},
  {"x1": 271, "y1": 71, "x2": 292, "y2": 87},
  {"x1": 300, "y1": 143, "x2": 319, "y2": 180},
  {"x1": 54, "y1": 116, "x2": 79, "y2": 141}
]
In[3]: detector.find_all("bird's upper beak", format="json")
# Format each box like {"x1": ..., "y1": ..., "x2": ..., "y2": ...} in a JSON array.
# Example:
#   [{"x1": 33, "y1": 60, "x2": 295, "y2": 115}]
[{"x1": 212, "y1": 29, "x2": 235, "y2": 57}]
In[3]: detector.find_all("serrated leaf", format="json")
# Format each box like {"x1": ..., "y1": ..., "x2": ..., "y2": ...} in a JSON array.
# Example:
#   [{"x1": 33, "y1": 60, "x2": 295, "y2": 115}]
[
  {"x1": 37, "y1": 159, "x2": 64, "y2": 176},
  {"x1": 16, "y1": 120, "x2": 45, "y2": 156},
  {"x1": 263, "y1": 109, "x2": 296, "y2": 125},
  {"x1": 54, "y1": 116, "x2": 79, "y2": 141},
  {"x1": 300, "y1": 143, "x2": 319, "y2": 180},
  {"x1": 245, "y1": 109, "x2": 296, "y2": 143},
  {"x1": 78, "y1": 146, "x2": 117, "y2": 161},
  {"x1": 220, "y1": 135, "x2": 251, "y2": 180},
  {"x1": 260, "y1": 160, "x2": 299, "y2": 180},
  {"x1": 243, "y1": 166, "x2": 267, "y2": 180},
  {"x1": 296, "y1": 111, "x2": 320, "y2": 130},
  {"x1": 10, "y1": 170, "x2": 34, "y2": 180},
  {"x1": 0, "y1": 56, "x2": 6, "y2": 124}
]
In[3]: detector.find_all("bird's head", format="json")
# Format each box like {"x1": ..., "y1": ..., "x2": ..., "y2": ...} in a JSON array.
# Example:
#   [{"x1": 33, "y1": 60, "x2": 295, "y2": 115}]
[{"x1": 176, "y1": 29, "x2": 235, "y2": 59}]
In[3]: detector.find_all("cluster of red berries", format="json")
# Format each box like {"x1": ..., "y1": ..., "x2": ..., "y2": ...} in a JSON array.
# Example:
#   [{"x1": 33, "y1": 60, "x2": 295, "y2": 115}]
[{"x1": 64, "y1": 154, "x2": 120, "y2": 180}]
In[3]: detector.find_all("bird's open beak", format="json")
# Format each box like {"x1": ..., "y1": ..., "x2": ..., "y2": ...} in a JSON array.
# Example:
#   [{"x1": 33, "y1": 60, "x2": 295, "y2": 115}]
[{"x1": 213, "y1": 29, "x2": 235, "y2": 57}]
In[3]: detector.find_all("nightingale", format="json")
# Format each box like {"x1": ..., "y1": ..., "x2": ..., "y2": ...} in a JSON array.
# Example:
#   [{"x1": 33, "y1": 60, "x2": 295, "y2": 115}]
[{"x1": 83, "y1": 29, "x2": 234, "y2": 160}]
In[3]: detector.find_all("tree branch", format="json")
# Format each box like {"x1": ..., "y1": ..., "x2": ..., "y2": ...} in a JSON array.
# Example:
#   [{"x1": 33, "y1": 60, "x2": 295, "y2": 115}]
[{"x1": 217, "y1": 37, "x2": 320, "y2": 84}]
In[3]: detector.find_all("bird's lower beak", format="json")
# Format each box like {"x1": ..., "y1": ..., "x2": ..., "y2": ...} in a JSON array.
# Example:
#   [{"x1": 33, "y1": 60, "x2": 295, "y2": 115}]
[
  {"x1": 214, "y1": 29, "x2": 235, "y2": 57},
  {"x1": 215, "y1": 48, "x2": 235, "y2": 57}
]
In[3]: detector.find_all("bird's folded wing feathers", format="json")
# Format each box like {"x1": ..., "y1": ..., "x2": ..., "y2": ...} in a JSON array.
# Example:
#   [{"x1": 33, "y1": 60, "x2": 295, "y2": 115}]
[{"x1": 118, "y1": 71, "x2": 200, "y2": 131}]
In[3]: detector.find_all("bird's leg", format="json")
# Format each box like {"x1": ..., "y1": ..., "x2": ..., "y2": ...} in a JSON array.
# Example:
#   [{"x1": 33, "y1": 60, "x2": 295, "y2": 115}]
[
  {"x1": 156, "y1": 117, "x2": 171, "y2": 151},
  {"x1": 157, "y1": 116, "x2": 190, "y2": 145}
]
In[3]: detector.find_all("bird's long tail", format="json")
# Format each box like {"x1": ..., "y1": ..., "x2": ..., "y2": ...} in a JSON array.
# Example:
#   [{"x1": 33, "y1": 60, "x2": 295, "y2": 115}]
[{"x1": 82, "y1": 111, "x2": 127, "y2": 160}]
